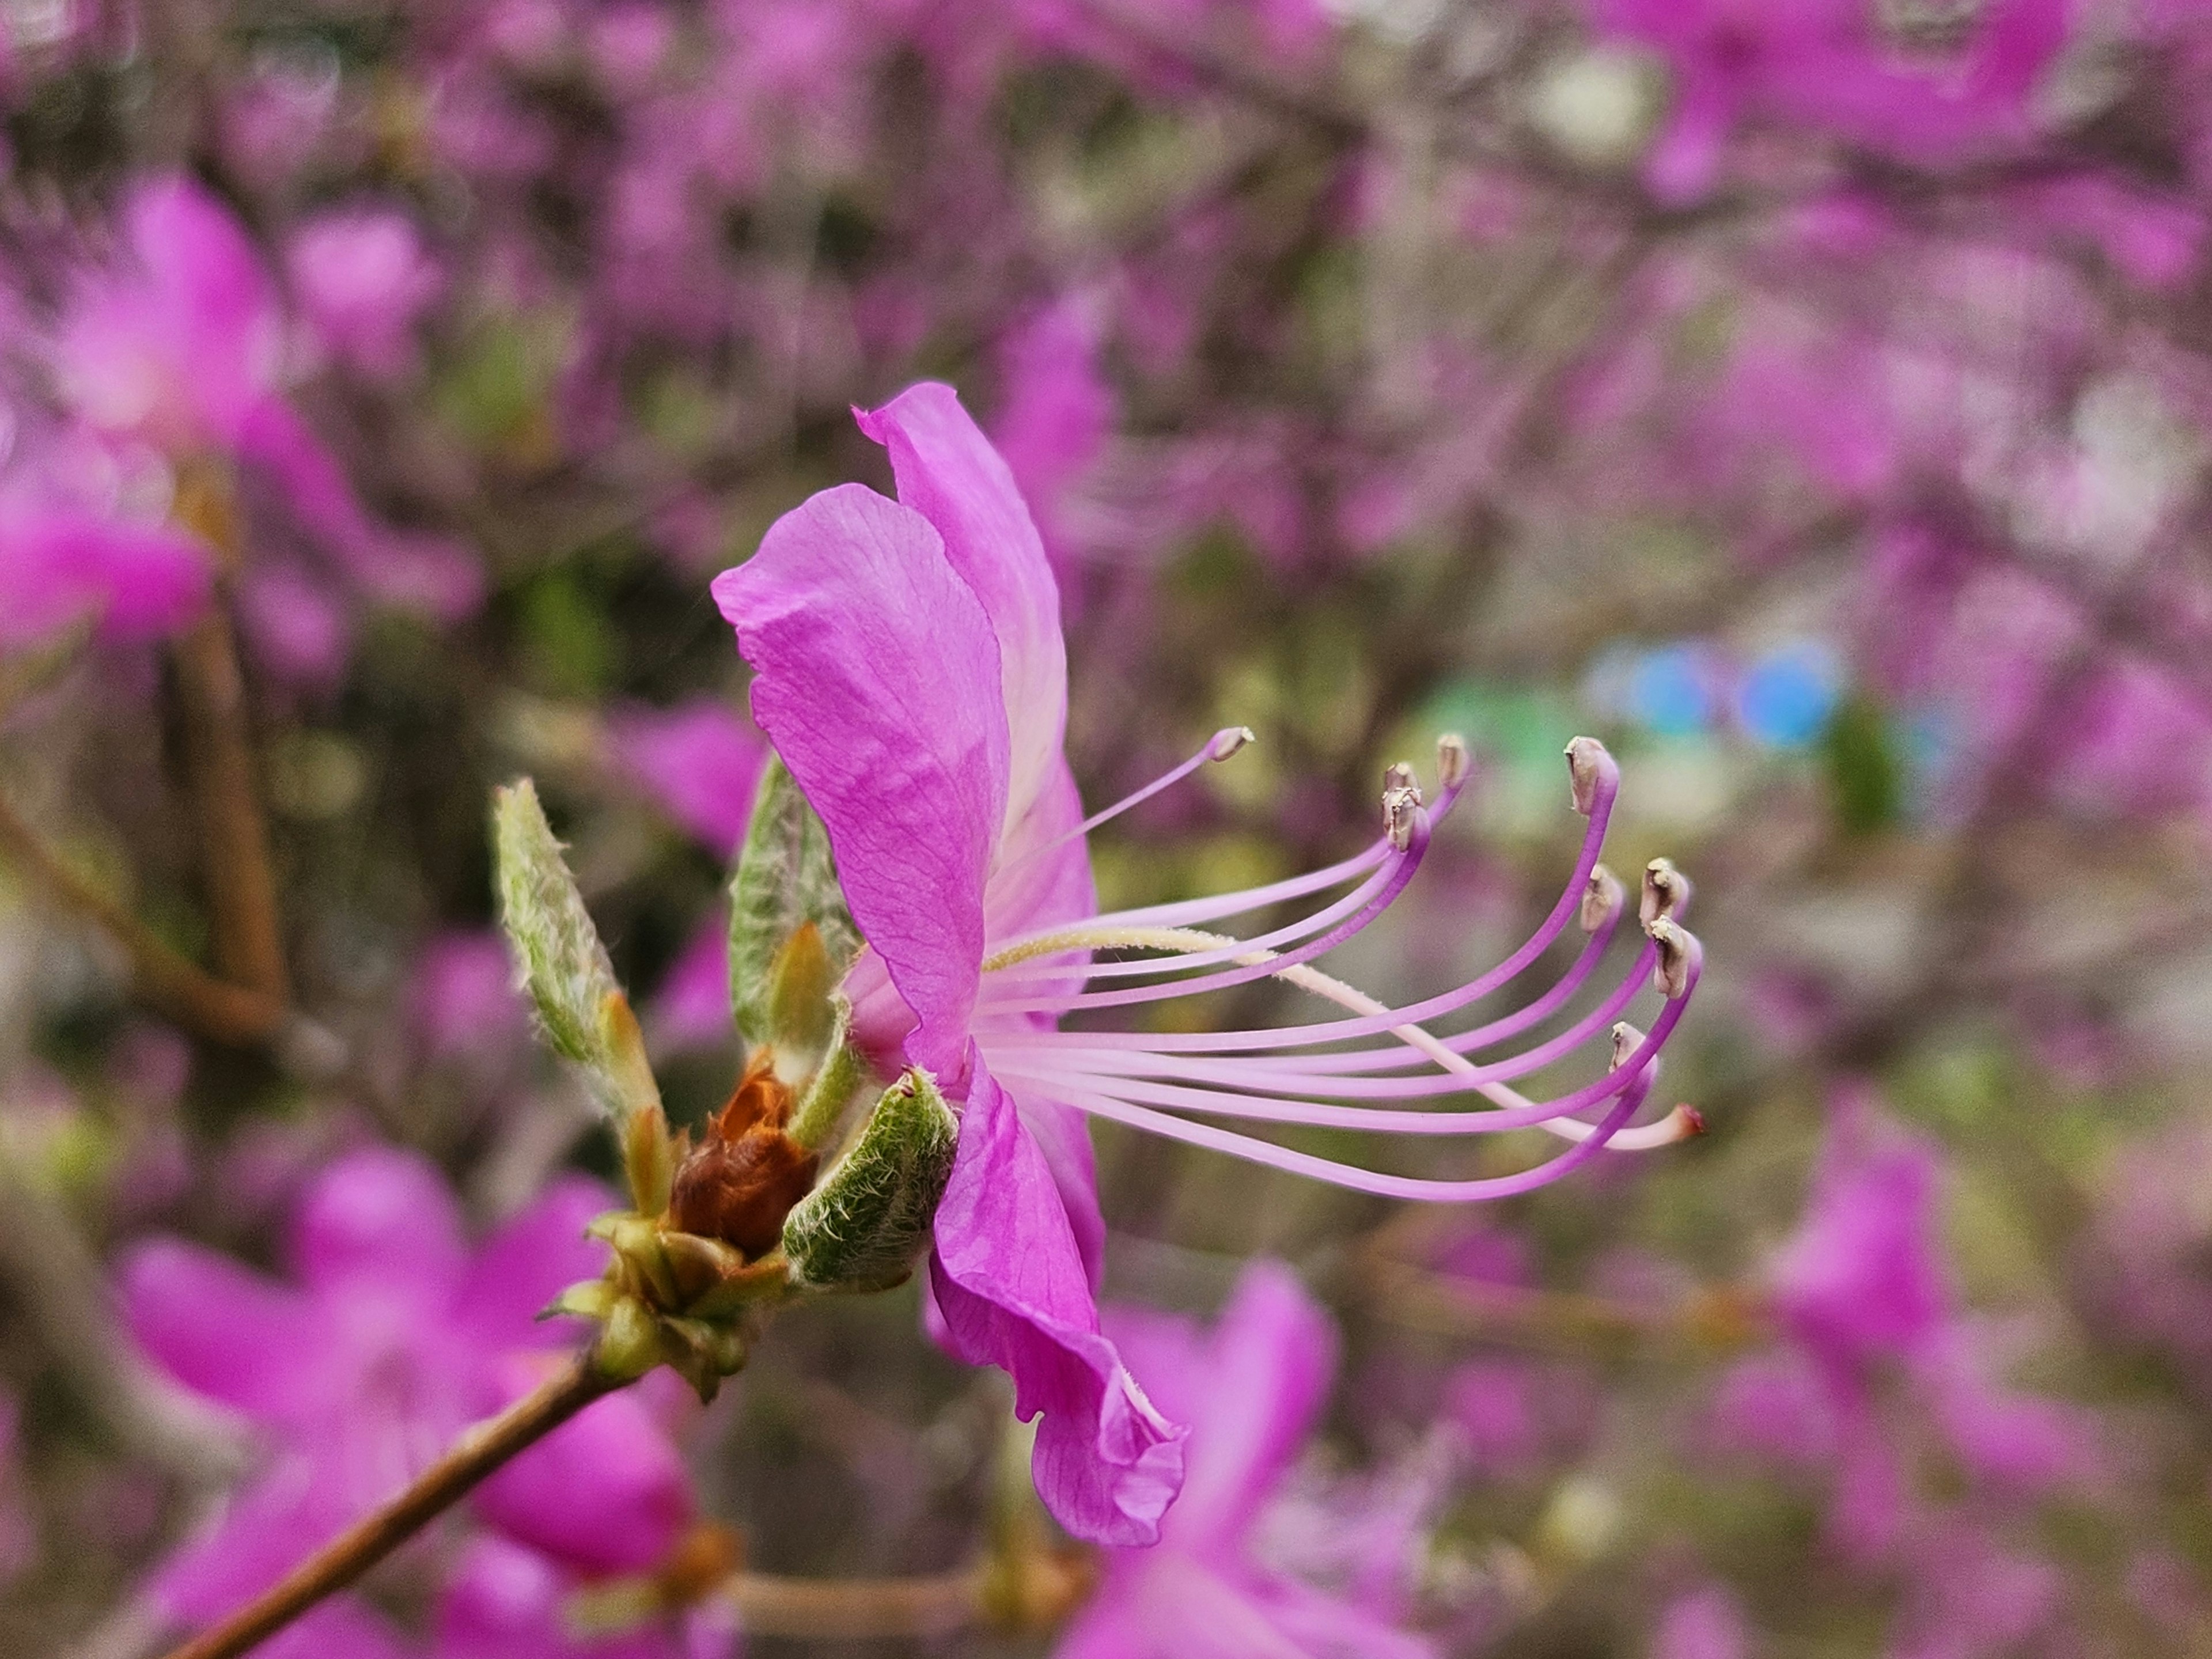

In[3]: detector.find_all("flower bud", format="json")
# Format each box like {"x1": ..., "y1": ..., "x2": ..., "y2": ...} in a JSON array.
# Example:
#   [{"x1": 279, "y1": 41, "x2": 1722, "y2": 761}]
[
  {"x1": 494, "y1": 779, "x2": 662, "y2": 1131},
  {"x1": 668, "y1": 1057, "x2": 821, "y2": 1260},
  {"x1": 783, "y1": 1067, "x2": 959, "y2": 1293},
  {"x1": 728, "y1": 759, "x2": 858, "y2": 1050}
]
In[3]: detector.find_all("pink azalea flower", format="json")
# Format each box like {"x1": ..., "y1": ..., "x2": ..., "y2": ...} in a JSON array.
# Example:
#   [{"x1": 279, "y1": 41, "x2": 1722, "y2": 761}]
[
  {"x1": 713, "y1": 383, "x2": 1700, "y2": 1543},
  {"x1": 287, "y1": 206, "x2": 445, "y2": 380},
  {"x1": 991, "y1": 294, "x2": 1115, "y2": 576},
  {"x1": 607, "y1": 699, "x2": 766, "y2": 861},
  {"x1": 53, "y1": 175, "x2": 482, "y2": 631},
  {"x1": 1594, "y1": 0, "x2": 2070, "y2": 204},
  {"x1": 1054, "y1": 1261, "x2": 1435, "y2": 1659},
  {"x1": 120, "y1": 1149, "x2": 698, "y2": 1635},
  {"x1": 646, "y1": 915, "x2": 738, "y2": 1055}
]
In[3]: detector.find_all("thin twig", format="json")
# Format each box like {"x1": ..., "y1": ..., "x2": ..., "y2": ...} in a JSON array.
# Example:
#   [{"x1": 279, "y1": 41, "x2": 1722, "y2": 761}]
[
  {"x1": 157, "y1": 1354, "x2": 618, "y2": 1659},
  {"x1": 170, "y1": 607, "x2": 287, "y2": 1001},
  {"x1": 0, "y1": 787, "x2": 288, "y2": 1047}
]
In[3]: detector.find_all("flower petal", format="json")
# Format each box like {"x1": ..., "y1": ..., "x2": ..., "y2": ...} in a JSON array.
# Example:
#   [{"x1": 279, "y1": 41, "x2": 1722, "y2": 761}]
[
  {"x1": 927, "y1": 1059, "x2": 1185, "y2": 1545},
  {"x1": 855, "y1": 382, "x2": 1067, "y2": 841},
  {"x1": 287, "y1": 1146, "x2": 469, "y2": 1300},
  {"x1": 118, "y1": 1238, "x2": 318, "y2": 1422},
  {"x1": 1138, "y1": 1260, "x2": 1335, "y2": 1556},
  {"x1": 454, "y1": 1173, "x2": 620, "y2": 1347},
  {"x1": 714, "y1": 483, "x2": 1008, "y2": 1077}
]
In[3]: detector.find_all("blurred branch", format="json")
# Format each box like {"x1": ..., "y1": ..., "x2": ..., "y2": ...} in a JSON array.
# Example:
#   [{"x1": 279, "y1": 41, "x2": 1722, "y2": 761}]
[
  {"x1": 0, "y1": 1161, "x2": 247, "y2": 1484},
  {"x1": 0, "y1": 787, "x2": 290, "y2": 1050},
  {"x1": 169, "y1": 606, "x2": 287, "y2": 1003},
  {"x1": 728, "y1": 1567, "x2": 986, "y2": 1640}
]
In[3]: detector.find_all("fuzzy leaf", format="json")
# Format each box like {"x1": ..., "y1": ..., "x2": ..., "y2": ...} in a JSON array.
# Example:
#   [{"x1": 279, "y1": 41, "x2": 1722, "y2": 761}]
[
  {"x1": 728, "y1": 758, "x2": 859, "y2": 1049},
  {"x1": 494, "y1": 780, "x2": 664, "y2": 1138},
  {"x1": 782, "y1": 1068, "x2": 957, "y2": 1292}
]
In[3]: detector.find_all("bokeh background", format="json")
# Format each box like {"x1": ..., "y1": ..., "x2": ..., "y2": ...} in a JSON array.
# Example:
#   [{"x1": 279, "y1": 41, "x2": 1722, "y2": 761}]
[{"x1": 5, "y1": 0, "x2": 2212, "y2": 1654}]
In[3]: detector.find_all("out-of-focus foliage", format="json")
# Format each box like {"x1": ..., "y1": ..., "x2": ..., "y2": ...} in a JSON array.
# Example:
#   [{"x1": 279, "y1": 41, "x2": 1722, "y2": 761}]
[{"x1": 1, "y1": 0, "x2": 2211, "y2": 1653}]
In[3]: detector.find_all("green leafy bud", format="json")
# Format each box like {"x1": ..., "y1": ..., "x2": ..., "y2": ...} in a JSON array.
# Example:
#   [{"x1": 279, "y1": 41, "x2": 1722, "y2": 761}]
[
  {"x1": 661, "y1": 1316, "x2": 749, "y2": 1403},
  {"x1": 593, "y1": 1294, "x2": 662, "y2": 1382},
  {"x1": 782, "y1": 1068, "x2": 959, "y2": 1293},
  {"x1": 494, "y1": 779, "x2": 622, "y2": 1073},
  {"x1": 494, "y1": 780, "x2": 672, "y2": 1212},
  {"x1": 728, "y1": 759, "x2": 858, "y2": 1050},
  {"x1": 541, "y1": 1279, "x2": 618, "y2": 1323}
]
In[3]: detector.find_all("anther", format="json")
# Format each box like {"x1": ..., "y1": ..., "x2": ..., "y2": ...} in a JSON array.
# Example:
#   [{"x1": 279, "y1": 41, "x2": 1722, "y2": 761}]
[
  {"x1": 1208, "y1": 726, "x2": 1257, "y2": 762},
  {"x1": 1581, "y1": 864, "x2": 1624, "y2": 933},
  {"x1": 1382, "y1": 762, "x2": 1426, "y2": 852},
  {"x1": 1382, "y1": 786, "x2": 1423, "y2": 851},
  {"x1": 1641, "y1": 858, "x2": 1691, "y2": 927},
  {"x1": 1436, "y1": 733, "x2": 1471, "y2": 790},
  {"x1": 1609, "y1": 1021, "x2": 1646, "y2": 1071},
  {"x1": 1647, "y1": 918, "x2": 1697, "y2": 999},
  {"x1": 1564, "y1": 737, "x2": 1616, "y2": 817}
]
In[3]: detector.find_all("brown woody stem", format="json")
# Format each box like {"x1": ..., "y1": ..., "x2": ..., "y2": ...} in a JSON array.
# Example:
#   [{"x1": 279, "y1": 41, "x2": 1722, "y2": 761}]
[
  {"x1": 171, "y1": 607, "x2": 287, "y2": 1001},
  {"x1": 0, "y1": 788, "x2": 288, "y2": 1047},
  {"x1": 157, "y1": 1354, "x2": 618, "y2": 1659}
]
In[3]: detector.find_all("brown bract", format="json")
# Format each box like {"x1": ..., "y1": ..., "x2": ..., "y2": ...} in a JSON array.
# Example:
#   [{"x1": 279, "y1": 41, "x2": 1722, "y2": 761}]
[{"x1": 669, "y1": 1050, "x2": 821, "y2": 1257}]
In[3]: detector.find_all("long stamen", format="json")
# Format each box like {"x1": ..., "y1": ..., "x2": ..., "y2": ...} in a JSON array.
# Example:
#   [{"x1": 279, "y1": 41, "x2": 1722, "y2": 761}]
[
  {"x1": 984, "y1": 733, "x2": 1478, "y2": 961},
  {"x1": 980, "y1": 738, "x2": 1622, "y2": 1048},
  {"x1": 1007, "y1": 1046, "x2": 1661, "y2": 1201},
  {"x1": 991, "y1": 940, "x2": 1649, "y2": 1094},
  {"x1": 988, "y1": 935, "x2": 1702, "y2": 1143},
  {"x1": 1001, "y1": 863, "x2": 1624, "y2": 1069},
  {"x1": 979, "y1": 800, "x2": 1440, "y2": 1016},
  {"x1": 994, "y1": 726, "x2": 1257, "y2": 893}
]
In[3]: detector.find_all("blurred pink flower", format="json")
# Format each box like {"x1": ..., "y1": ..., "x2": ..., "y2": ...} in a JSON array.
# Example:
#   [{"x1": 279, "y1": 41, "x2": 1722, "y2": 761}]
[
  {"x1": 1056, "y1": 1261, "x2": 1435, "y2": 1659},
  {"x1": 992, "y1": 294, "x2": 1115, "y2": 576},
  {"x1": 121, "y1": 1149, "x2": 696, "y2": 1636},
  {"x1": 608, "y1": 700, "x2": 765, "y2": 861},
  {"x1": 411, "y1": 930, "x2": 533, "y2": 1062},
  {"x1": 287, "y1": 207, "x2": 445, "y2": 380},
  {"x1": 1593, "y1": 0, "x2": 2070, "y2": 203},
  {"x1": 647, "y1": 915, "x2": 734, "y2": 1055},
  {"x1": 1652, "y1": 1585, "x2": 1748, "y2": 1659},
  {"x1": 53, "y1": 175, "x2": 482, "y2": 631}
]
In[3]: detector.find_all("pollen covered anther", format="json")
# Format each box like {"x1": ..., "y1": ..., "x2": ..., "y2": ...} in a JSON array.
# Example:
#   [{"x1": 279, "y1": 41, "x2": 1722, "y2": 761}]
[
  {"x1": 1565, "y1": 736, "x2": 1616, "y2": 816},
  {"x1": 1382, "y1": 764, "x2": 1426, "y2": 851},
  {"x1": 1208, "y1": 725, "x2": 1257, "y2": 762},
  {"x1": 1436, "y1": 733, "x2": 1471, "y2": 790},
  {"x1": 1641, "y1": 858, "x2": 1691, "y2": 928},
  {"x1": 1647, "y1": 918, "x2": 1697, "y2": 999},
  {"x1": 1582, "y1": 864, "x2": 1625, "y2": 933}
]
